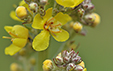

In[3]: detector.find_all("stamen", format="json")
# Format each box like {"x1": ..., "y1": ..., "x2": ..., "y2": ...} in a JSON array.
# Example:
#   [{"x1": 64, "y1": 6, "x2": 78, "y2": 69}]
[
  {"x1": 8, "y1": 32, "x2": 18, "y2": 37},
  {"x1": 47, "y1": 18, "x2": 54, "y2": 24},
  {"x1": 45, "y1": 22, "x2": 52, "y2": 30},
  {"x1": 2, "y1": 36, "x2": 12, "y2": 39},
  {"x1": 51, "y1": 23, "x2": 61, "y2": 27}
]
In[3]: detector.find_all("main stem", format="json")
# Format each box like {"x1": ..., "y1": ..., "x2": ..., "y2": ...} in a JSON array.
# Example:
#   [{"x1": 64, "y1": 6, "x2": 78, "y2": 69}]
[{"x1": 37, "y1": 49, "x2": 49, "y2": 71}]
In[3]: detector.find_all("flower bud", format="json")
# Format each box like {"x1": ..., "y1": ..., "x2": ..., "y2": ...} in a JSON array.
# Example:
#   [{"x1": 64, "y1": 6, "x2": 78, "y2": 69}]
[
  {"x1": 10, "y1": 63, "x2": 21, "y2": 71},
  {"x1": 30, "y1": 58, "x2": 36, "y2": 65},
  {"x1": 84, "y1": 14, "x2": 95, "y2": 23},
  {"x1": 61, "y1": 50, "x2": 69, "y2": 57},
  {"x1": 73, "y1": 22, "x2": 83, "y2": 32},
  {"x1": 40, "y1": 0, "x2": 48, "y2": 5},
  {"x1": 78, "y1": 61, "x2": 85, "y2": 68},
  {"x1": 16, "y1": 6, "x2": 28, "y2": 19},
  {"x1": 72, "y1": 55, "x2": 81, "y2": 64},
  {"x1": 66, "y1": 63, "x2": 76, "y2": 71},
  {"x1": 91, "y1": 13, "x2": 100, "y2": 27},
  {"x1": 74, "y1": 65, "x2": 83, "y2": 71},
  {"x1": 82, "y1": 0, "x2": 94, "y2": 11},
  {"x1": 78, "y1": 8, "x2": 85, "y2": 18},
  {"x1": 69, "y1": 22, "x2": 74, "y2": 27},
  {"x1": 43, "y1": 59, "x2": 53, "y2": 71},
  {"x1": 63, "y1": 57, "x2": 70, "y2": 63},
  {"x1": 19, "y1": 48, "x2": 26, "y2": 56},
  {"x1": 29, "y1": 2, "x2": 38, "y2": 12},
  {"x1": 54, "y1": 56, "x2": 63, "y2": 65}
]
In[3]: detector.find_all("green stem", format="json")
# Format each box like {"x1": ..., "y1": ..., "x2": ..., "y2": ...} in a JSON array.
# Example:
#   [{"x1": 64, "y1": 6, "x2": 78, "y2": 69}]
[{"x1": 37, "y1": 49, "x2": 49, "y2": 71}]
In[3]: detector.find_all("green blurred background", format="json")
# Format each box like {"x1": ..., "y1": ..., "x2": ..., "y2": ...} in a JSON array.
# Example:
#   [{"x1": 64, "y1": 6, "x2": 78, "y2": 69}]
[{"x1": 0, "y1": 0, "x2": 113, "y2": 71}]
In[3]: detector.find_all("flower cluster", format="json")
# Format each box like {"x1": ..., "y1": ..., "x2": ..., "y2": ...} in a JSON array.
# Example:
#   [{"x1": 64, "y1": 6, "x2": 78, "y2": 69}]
[
  {"x1": 3, "y1": 0, "x2": 101, "y2": 71},
  {"x1": 53, "y1": 50, "x2": 86, "y2": 71}
]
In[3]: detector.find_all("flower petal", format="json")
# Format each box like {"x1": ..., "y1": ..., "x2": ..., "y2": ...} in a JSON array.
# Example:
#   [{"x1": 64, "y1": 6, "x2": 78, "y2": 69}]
[
  {"x1": 43, "y1": 8, "x2": 52, "y2": 20},
  {"x1": 32, "y1": 30, "x2": 50, "y2": 51},
  {"x1": 12, "y1": 25, "x2": 29, "y2": 39},
  {"x1": 19, "y1": 0, "x2": 26, "y2": 6},
  {"x1": 4, "y1": 26, "x2": 13, "y2": 33},
  {"x1": 54, "y1": 12, "x2": 71, "y2": 25},
  {"x1": 13, "y1": 38, "x2": 27, "y2": 47},
  {"x1": 55, "y1": 0, "x2": 74, "y2": 7},
  {"x1": 10, "y1": 11, "x2": 23, "y2": 22},
  {"x1": 5, "y1": 44, "x2": 21, "y2": 56},
  {"x1": 32, "y1": 14, "x2": 45, "y2": 29},
  {"x1": 52, "y1": 29, "x2": 69, "y2": 42},
  {"x1": 70, "y1": 0, "x2": 84, "y2": 8}
]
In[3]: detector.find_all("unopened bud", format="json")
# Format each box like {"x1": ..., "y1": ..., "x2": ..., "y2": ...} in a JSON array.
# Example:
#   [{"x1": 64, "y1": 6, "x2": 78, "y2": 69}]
[
  {"x1": 88, "y1": 3, "x2": 94, "y2": 10},
  {"x1": 69, "y1": 22, "x2": 74, "y2": 27},
  {"x1": 78, "y1": 61, "x2": 85, "y2": 68},
  {"x1": 54, "y1": 56, "x2": 63, "y2": 65},
  {"x1": 29, "y1": 2, "x2": 38, "y2": 12},
  {"x1": 72, "y1": 55, "x2": 81, "y2": 64},
  {"x1": 84, "y1": 14, "x2": 95, "y2": 23},
  {"x1": 78, "y1": 8, "x2": 85, "y2": 17},
  {"x1": 43, "y1": 59, "x2": 53, "y2": 71},
  {"x1": 19, "y1": 48, "x2": 26, "y2": 56},
  {"x1": 74, "y1": 65, "x2": 83, "y2": 71},
  {"x1": 91, "y1": 13, "x2": 100, "y2": 27},
  {"x1": 16, "y1": 6, "x2": 28, "y2": 19},
  {"x1": 30, "y1": 58, "x2": 36, "y2": 65},
  {"x1": 61, "y1": 50, "x2": 69, "y2": 57},
  {"x1": 73, "y1": 22, "x2": 83, "y2": 32},
  {"x1": 40, "y1": 0, "x2": 48, "y2": 5},
  {"x1": 67, "y1": 63, "x2": 76, "y2": 71},
  {"x1": 10, "y1": 63, "x2": 21, "y2": 71},
  {"x1": 63, "y1": 57, "x2": 70, "y2": 63}
]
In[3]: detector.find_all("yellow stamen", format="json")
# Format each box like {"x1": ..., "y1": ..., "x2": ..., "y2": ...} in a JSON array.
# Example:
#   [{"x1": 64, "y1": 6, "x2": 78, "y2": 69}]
[
  {"x1": 8, "y1": 32, "x2": 18, "y2": 37},
  {"x1": 2, "y1": 36, "x2": 12, "y2": 39},
  {"x1": 51, "y1": 23, "x2": 61, "y2": 27}
]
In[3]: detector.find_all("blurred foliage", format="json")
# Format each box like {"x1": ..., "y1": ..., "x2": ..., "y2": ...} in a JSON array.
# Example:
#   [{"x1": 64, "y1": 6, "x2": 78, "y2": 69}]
[{"x1": 0, "y1": 0, "x2": 113, "y2": 71}]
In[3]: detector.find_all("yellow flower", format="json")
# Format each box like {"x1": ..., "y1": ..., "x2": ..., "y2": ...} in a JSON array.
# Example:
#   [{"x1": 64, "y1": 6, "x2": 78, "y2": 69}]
[
  {"x1": 10, "y1": 0, "x2": 31, "y2": 22},
  {"x1": 32, "y1": 8, "x2": 71, "y2": 51},
  {"x1": 3, "y1": 25, "x2": 28, "y2": 56},
  {"x1": 55, "y1": 0, "x2": 84, "y2": 8}
]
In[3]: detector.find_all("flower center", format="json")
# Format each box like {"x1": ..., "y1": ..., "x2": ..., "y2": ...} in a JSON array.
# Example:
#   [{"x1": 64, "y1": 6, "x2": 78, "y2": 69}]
[{"x1": 44, "y1": 18, "x2": 62, "y2": 34}]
